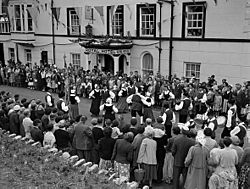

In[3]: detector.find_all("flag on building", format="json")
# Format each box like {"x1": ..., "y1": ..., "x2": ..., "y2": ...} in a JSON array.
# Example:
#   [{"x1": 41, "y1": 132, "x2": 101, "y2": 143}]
[{"x1": 94, "y1": 6, "x2": 104, "y2": 24}]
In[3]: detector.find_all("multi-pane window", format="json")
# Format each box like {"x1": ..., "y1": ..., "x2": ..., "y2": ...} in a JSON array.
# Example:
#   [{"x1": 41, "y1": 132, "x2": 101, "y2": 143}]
[
  {"x1": 12, "y1": 4, "x2": 33, "y2": 32},
  {"x1": 140, "y1": 6, "x2": 155, "y2": 37},
  {"x1": 185, "y1": 62, "x2": 200, "y2": 80},
  {"x1": 142, "y1": 53, "x2": 153, "y2": 78},
  {"x1": 25, "y1": 49, "x2": 32, "y2": 64},
  {"x1": 27, "y1": 5, "x2": 33, "y2": 31},
  {"x1": 112, "y1": 6, "x2": 123, "y2": 36},
  {"x1": 184, "y1": 4, "x2": 206, "y2": 37},
  {"x1": 71, "y1": 53, "x2": 81, "y2": 69},
  {"x1": 0, "y1": 15, "x2": 10, "y2": 33},
  {"x1": 9, "y1": 48, "x2": 15, "y2": 61},
  {"x1": 14, "y1": 5, "x2": 21, "y2": 31},
  {"x1": 69, "y1": 10, "x2": 80, "y2": 35}
]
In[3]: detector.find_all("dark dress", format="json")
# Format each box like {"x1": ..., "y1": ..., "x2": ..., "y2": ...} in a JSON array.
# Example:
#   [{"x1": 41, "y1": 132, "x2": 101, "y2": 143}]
[
  {"x1": 117, "y1": 90, "x2": 129, "y2": 113},
  {"x1": 90, "y1": 90, "x2": 102, "y2": 116},
  {"x1": 143, "y1": 97, "x2": 155, "y2": 122},
  {"x1": 104, "y1": 104, "x2": 116, "y2": 121}
]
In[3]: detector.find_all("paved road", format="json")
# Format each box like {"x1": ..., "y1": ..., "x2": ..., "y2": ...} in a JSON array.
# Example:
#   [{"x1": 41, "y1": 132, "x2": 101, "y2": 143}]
[{"x1": 0, "y1": 85, "x2": 172, "y2": 189}]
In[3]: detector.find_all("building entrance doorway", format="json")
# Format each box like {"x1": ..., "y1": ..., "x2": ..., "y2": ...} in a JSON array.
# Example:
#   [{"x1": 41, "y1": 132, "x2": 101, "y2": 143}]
[
  {"x1": 119, "y1": 55, "x2": 127, "y2": 75},
  {"x1": 104, "y1": 54, "x2": 114, "y2": 74}
]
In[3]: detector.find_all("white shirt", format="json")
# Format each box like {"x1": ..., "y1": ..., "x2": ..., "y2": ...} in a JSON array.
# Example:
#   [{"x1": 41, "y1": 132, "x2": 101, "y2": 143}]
[
  {"x1": 46, "y1": 95, "x2": 52, "y2": 106},
  {"x1": 161, "y1": 109, "x2": 176, "y2": 124},
  {"x1": 59, "y1": 98, "x2": 69, "y2": 112},
  {"x1": 175, "y1": 97, "x2": 193, "y2": 111},
  {"x1": 23, "y1": 117, "x2": 33, "y2": 139},
  {"x1": 43, "y1": 131, "x2": 56, "y2": 148},
  {"x1": 99, "y1": 103, "x2": 118, "y2": 113},
  {"x1": 226, "y1": 105, "x2": 237, "y2": 128}
]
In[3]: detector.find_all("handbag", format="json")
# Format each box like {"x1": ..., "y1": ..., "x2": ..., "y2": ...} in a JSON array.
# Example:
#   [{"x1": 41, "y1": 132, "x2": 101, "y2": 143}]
[{"x1": 134, "y1": 164, "x2": 145, "y2": 183}]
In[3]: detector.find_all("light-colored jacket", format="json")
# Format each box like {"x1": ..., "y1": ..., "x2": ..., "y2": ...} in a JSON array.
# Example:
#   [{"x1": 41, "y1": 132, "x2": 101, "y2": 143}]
[{"x1": 137, "y1": 138, "x2": 157, "y2": 165}]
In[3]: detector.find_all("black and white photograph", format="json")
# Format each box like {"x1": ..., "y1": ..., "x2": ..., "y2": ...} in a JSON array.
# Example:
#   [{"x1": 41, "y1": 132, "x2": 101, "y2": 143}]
[{"x1": 0, "y1": 0, "x2": 250, "y2": 188}]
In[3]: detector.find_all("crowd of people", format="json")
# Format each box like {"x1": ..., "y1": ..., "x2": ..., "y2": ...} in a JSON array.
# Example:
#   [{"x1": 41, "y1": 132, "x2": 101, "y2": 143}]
[{"x1": 0, "y1": 62, "x2": 250, "y2": 189}]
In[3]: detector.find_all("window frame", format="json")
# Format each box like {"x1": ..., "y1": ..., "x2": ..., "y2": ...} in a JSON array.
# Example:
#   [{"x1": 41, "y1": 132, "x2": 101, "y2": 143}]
[
  {"x1": 27, "y1": 4, "x2": 33, "y2": 32},
  {"x1": 71, "y1": 53, "x2": 81, "y2": 69},
  {"x1": 182, "y1": 1, "x2": 206, "y2": 38},
  {"x1": 9, "y1": 48, "x2": 15, "y2": 61},
  {"x1": 136, "y1": 4, "x2": 156, "y2": 38},
  {"x1": 184, "y1": 62, "x2": 201, "y2": 81},
  {"x1": 142, "y1": 53, "x2": 154, "y2": 78},
  {"x1": 0, "y1": 16, "x2": 10, "y2": 33},
  {"x1": 25, "y1": 49, "x2": 32, "y2": 64},
  {"x1": 107, "y1": 5, "x2": 124, "y2": 36},
  {"x1": 11, "y1": 4, "x2": 33, "y2": 32},
  {"x1": 67, "y1": 8, "x2": 81, "y2": 36}
]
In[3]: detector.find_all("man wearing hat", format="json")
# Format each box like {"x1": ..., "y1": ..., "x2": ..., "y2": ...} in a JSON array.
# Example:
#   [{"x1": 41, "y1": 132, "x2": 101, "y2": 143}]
[
  {"x1": 172, "y1": 125, "x2": 195, "y2": 189},
  {"x1": 9, "y1": 105, "x2": 20, "y2": 135}
]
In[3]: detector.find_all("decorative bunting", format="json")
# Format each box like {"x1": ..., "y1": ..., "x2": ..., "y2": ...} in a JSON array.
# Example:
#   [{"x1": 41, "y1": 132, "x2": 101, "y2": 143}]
[
  {"x1": 85, "y1": 6, "x2": 92, "y2": 20},
  {"x1": 125, "y1": 4, "x2": 132, "y2": 20},
  {"x1": 110, "y1": 5, "x2": 118, "y2": 19},
  {"x1": 94, "y1": 6, "x2": 104, "y2": 24},
  {"x1": 7, "y1": 6, "x2": 14, "y2": 31},
  {"x1": 52, "y1": 7, "x2": 61, "y2": 29},
  {"x1": 74, "y1": 7, "x2": 83, "y2": 25},
  {"x1": 27, "y1": 6, "x2": 38, "y2": 28}
]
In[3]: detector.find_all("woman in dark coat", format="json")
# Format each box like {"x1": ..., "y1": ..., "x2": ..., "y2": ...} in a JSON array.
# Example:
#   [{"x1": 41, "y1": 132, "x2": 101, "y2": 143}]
[{"x1": 89, "y1": 84, "x2": 102, "y2": 116}]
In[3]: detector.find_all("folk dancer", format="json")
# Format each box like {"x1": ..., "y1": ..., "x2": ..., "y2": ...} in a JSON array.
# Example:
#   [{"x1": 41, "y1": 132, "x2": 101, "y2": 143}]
[
  {"x1": 221, "y1": 99, "x2": 237, "y2": 138},
  {"x1": 69, "y1": 86, "x2": 80, "y2": 120},
  {"x1": 101, "y1": 84, "x2": 115, "y2": 104},
  {"x1": 159, "y1": 87, "x2": 175, "y2": 115},
  {"x1": 142, "y1": 92, "x2": 155, "y2": 123},
  {"x1": 127, "y1": 88, "x2": 144, "y2": 125},
  {"x1": 45, "y1": 92, "x2": 55, "y2": 109},
  {"x1": 100, "y1": 97, "x2": 118, "y2": 122},
  {"x1": 56, "y1": 92, "x2": 69, "y2": 115},
  {"x1": 117, "y1": 84, "x2": 129, "y2": 113},
  {"x1": 194, "y1": 86, "x2": 208, "y2": 116},
  {"x1": 203, "y1": 110, "x2": 218, "y2": 139},
  {"x1": 175, "y1": 91, "x2": 193, "y2": 124},
  {"x1": 230, "y1": 122, "x2": 247, "y2": 147},
  {"x1": 161, "y1": 103, "x2": 176, "y2": 138},
  {"x1": 89, "y1": 84, "x2": 102, "y2": 117}
]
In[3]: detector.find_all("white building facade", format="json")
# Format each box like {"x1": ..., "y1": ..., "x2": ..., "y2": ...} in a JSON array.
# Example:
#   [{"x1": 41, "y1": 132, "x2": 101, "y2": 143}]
[{"x1": 0, "y1": 0, "x2": 250, "y2": 84}]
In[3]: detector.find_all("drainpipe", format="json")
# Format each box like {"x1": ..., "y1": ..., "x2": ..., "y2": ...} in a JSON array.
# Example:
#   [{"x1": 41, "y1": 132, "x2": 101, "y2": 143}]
[
  {"x1": 51, "y1": 0, "x2": 56, "y2": 65},
  {"x1": 169, "y1": 0, "x2": 174, "y2": 80}
]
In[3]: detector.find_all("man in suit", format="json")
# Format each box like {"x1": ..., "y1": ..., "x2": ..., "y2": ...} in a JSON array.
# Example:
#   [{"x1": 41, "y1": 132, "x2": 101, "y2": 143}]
[
  {"x1": 172, "y1": 125, "x2": 195, "y2": 189},
  {"x1": 73, "y1": 116, "x2": 93, "y2": 162}
]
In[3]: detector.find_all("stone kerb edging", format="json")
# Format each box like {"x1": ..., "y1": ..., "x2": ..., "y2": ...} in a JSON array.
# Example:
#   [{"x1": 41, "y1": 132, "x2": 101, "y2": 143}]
[{"x1": 0, "y1": 128, "x2": 140, "y2": 189}]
